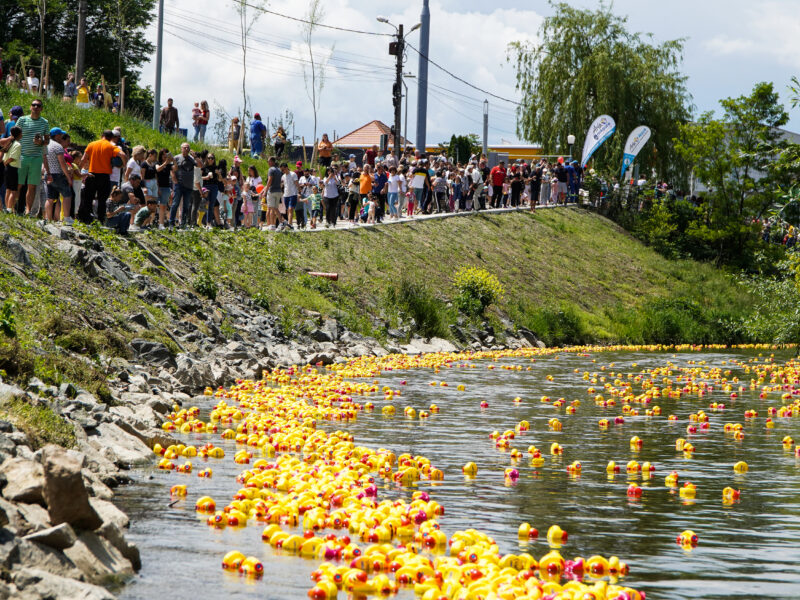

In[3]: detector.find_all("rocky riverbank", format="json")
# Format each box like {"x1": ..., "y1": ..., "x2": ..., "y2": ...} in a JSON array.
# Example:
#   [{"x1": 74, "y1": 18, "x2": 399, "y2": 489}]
[{"x1": 0, "y1": 222, "x2": 545, "y2": 599}]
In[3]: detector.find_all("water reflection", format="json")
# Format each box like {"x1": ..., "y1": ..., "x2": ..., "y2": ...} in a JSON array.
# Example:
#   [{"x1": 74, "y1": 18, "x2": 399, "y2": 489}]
[{"x1": 117, "y1": 350, "x2": 800, "y2": 600}]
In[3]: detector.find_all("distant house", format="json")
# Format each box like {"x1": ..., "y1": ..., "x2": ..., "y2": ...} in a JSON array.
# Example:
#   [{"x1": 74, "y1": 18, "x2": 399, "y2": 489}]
[{"x1": 333, "y1": 120, "x2": 412, "y2": 151}]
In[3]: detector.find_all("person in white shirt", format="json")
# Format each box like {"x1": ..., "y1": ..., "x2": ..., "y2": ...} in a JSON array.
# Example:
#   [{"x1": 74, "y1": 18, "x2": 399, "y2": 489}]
[
  {"x1": 124, "y1": 146, "x2": 145, "y2": 182},
  {"x1": 26, "y1": 69, "x2": 39, "y2": 93},
  {"x1": 280, "y1": 162, "x2": 299, "y2": 229},
  {"x1": 386, "y1": 166, "x2": 402, "y2": 219}
]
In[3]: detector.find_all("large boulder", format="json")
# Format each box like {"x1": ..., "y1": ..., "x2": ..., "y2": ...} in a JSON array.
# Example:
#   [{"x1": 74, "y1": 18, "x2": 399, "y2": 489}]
[
  {"x1": 0, "y1": 458, "x2": 44, "y2": 505},
  {"x1": 11, "y1": 567, "x2": 116, "y2": 600},
  {"x1": 85, "y1": 423, "x2": 152, "y2": 467},
  {"x1": 22, "y1": 523, "x2": 77, "y2": 550},
  {"x1": 173, "y1": 353, "x2": 213, "y2": 391},
  {"x1": 41, "y1": 445, "x2": 102, "y2": 531},
  {"x1": 63, "y1": 531, "x2": 134, "y2": 582}
]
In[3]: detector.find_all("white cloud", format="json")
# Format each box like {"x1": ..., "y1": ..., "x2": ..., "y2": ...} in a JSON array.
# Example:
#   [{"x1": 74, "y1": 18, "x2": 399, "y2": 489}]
[{"x1": 140, "y1": 0, "x2": 539, "y2": 146}]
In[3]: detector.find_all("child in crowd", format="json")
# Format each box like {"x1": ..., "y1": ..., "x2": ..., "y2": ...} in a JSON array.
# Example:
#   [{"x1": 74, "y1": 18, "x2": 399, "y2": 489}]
[
  {"x1": 2, "y1": 126, "x2": 22, "y2": 213},
  {"x1": 308, "y1": 185, "x2": 322, "y2": 229},
  {"x1": 366, "y1": 192, "x2": 377, "y2": 224},
  {"x1": 241, "y1": 182, "x2": 254, "y2": 227}
]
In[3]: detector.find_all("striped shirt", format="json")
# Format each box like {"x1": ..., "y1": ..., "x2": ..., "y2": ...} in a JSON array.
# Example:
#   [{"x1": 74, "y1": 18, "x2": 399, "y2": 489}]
[{"x1": 16, "y1": 115, "x2": 49, "y2": 157}]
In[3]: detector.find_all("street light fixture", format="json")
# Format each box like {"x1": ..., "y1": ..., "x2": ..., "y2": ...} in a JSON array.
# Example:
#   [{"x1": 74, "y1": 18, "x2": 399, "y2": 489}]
[
  {"x1": 567, "y1": 134, "x2": 576, "y2": 162},
  {"x1": 408, "y1": 22, "x2": 421, "y2": 33},
  {"x1": 376, "y1": 16, "x2": 389, "y2": 24}
]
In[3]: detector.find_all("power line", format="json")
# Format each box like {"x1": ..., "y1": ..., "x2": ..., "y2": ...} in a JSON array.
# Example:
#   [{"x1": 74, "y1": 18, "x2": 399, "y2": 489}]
[
  {"x1": 163, "y1": 27, "x2": 394, "y2": 83},
  {"x1": 421, "y1": 83, "x2": 519, "y2": 137},
  {"x1": 236, "y1": 0, "x2": 391, "y2": 37},
  {"x1": 164, "y1": 7, "x2": 395, "y2": 72},
  {"x1": 163, "y1": 19, "x2": 389, "y2": 76},
  {"x1": 406, "y1": 42, "x2": 521, "y2": 106}
]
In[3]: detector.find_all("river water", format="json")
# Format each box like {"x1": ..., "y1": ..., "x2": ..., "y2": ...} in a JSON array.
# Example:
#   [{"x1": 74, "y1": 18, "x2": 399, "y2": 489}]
[{"x1": 117, "y1": 349, "x2": 800, "y2": 600}]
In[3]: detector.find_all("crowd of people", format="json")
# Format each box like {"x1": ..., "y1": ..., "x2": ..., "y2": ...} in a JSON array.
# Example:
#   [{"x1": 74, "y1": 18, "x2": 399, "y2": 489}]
[{"x1": 0, "y1": 95, "x2": 589, "y2": 236}]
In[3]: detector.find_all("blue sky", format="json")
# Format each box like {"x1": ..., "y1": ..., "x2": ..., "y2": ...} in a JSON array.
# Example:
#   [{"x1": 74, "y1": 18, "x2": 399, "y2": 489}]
[{"x1": 141, "y1": 0, "x2": 800, "y2": 147}]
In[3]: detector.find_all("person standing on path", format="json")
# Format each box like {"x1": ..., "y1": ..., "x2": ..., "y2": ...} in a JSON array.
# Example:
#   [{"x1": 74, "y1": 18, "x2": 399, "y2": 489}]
[
  {"x1": 159, "y1": 98, "x2": 179, "y2": 134},
  {"x1": 250, "y1": 113, "x2": 267, "y2": 158},
  {"x1": 15, "y1": 99, "x2": 50, "y2": 216},
  {"x1": 228, "y1": 117, "x2": 241, "y2": 154},
  {"x1": 169, "y1": 142, "x2": 195, "y2": 228},
  {"x1": 262, "y1": 156, "x2": 281, "y2": 230},
  {"x1": 317, "y1": 134, "x2": 333, "y2": 169},
  {"x1": 194, "y1": 100, "x2": 209, "y2": 142},
  {"x1": 489, "y1": 161, "x2": 506, "y2": 209},
  {"x1": 323, "y1": 168, "x2": 340, "y2": 228},
  {"x1": 79, "y1": 129, "x2": 126, "y2": 223},
  {"x1": 372, "y1": 163, "x2": 388, "y2": 223}
]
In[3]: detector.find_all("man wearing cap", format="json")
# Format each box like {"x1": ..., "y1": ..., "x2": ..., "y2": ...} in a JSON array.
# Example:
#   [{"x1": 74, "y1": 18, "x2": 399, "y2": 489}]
[
  {"x1": 4, "y1": 106, "x2": 22, "y2": 137},
  {"x1": 169, "y1": 142, "x2": 195, "y2": 228},
  {"x1": 250, "y1": 113, "x2": 266, "y2": 158},
  {"x1": 159, "y1": 98, "x2": 179, "y2": 134},
  {"x1": 79, "y1": 129, "x2": 126, "y2": 223},
  {"x1": 44, "y1": 127, "x2": 73, "y2": 222},
  {"x1": 14, "y1": 99, "x2": 50, "y2": 216}
]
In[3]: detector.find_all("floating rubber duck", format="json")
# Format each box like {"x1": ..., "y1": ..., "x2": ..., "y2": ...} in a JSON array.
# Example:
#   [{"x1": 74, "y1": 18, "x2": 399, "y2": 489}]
[
  {"x1": 546, "y1": 525, "x2": 568, "y2": 544},
  {"x1": 195, "y1": 496, "x2": 216, "y2": 512},
  {"x1": 518, "y1": 522, "x2": 539, "y2": 539},
  {"x1": 676, "y1": 530, "x2": 698, "y2": 546},
  {"x1": 630, "y1": 436, "x2": 643, "y2": 449},
  {"x1": 550, "y1": 442, "x2": 563, "y2": 455},
  {"x1": 722, "y1": 487, "x2": 740, "y2": 502},
  {"x1": 170, "y1": 484, "x2": 187, "y2": 497},
  {"x1": 679, "y1": 482, "x2": 696, "y2": 498},
  {"x1": 627, "y1": 484, "x2": 643, "y2": 498},
  {"x1": 463, "y1": 462, "x2": 478, "y2": 476},
  {"x1": 607, "y1": 460, "x2": 620, "y2": 473},
  {"x1": 733, "y1": 461, "x2": 748, "y2": 473},
  {"x1": 222, "y1": 550, "x2": 246, "y2": 570},
  {"x1": 566, "y1": 461, "x2": 582, "y2": 473}
]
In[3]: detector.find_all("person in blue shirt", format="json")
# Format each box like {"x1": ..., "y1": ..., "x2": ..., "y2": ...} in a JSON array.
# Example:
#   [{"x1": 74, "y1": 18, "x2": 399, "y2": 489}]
[
  {"x1": 250, "y1": 113, "x2": 267, "y2": 158},
  {"x1": 4, "y1": 106, "x2": 22, "y2": 137},
  {"x1": 371, "y1": 163, "x2": 388, "y2": 223},
  {"x1": 569, "y1": 160, "x2": 582, "y2": 203}
]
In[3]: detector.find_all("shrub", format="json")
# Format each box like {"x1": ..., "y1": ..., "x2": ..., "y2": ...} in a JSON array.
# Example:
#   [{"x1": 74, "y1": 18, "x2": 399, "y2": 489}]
[
  {"x1": 521, "y1": 303, "x2": 589, "y2": 346},
  {"x1": 387, "y1": 280, "x2": 449, "y2": 338},
  {"x1": 0, "y1": 300, "x2": 16, "y2": 338},
  {"x1": 453, "y1": 267, "x2": 504, "y2": 316},
  {"x1": 0, "y1": 395, "x2": 76, "y2": 449},
  {"x1": 193, "y1": 270, "x2": 218, "y2": 300}
]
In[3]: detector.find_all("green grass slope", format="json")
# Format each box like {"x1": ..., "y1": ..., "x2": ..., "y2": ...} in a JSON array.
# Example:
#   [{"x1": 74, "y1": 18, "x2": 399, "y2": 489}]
[{"x1": 0, "y1": 87, "x2": 270, "y2": 171}]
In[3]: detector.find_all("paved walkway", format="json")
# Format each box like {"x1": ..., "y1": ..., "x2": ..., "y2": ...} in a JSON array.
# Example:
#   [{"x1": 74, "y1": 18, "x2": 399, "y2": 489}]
[{"x1": 275, "y1": 202, "x2": 571, "y2": 234}]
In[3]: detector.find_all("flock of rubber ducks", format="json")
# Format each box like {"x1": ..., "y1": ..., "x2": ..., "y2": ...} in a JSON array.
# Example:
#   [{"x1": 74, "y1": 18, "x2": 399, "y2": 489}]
[{"x1": 151, "y1": 343, "x2": 798, "y2": 599}]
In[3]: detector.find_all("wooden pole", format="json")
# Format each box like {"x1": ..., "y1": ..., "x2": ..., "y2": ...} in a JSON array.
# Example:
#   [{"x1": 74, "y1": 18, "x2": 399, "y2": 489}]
[
  {"x1": 120, "y1": 76, "x2": 126, "y2": 114},
  {"x1": 101, "y1": 75, "x2": 106, "y2": 110},
  {"x1": 301, "y1": 136, "x2": 307, "y2": 166},
  {"x1": 41, "y1": 56, "x2": 49, "y2": 96},
  {"x1": 20, "y1": 57, "x2": 27, "y2": 91}
]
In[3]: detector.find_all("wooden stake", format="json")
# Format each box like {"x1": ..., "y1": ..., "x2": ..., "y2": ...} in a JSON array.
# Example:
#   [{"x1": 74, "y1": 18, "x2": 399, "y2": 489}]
[
  {"x1": 43, "y1": 56, "x2": 50, "y2": 97},
  {"x1": 302, "y1": 136, "x2": 307, "y2": 166},
  {"x1": 120, "y1": 76, "x2": 126, "y2": 113}
]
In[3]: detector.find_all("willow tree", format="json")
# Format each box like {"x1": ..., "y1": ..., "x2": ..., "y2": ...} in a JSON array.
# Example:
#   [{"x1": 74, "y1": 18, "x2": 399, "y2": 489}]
[{"x1": 509, "y1": 2, "x2": 691, "y2": 181}]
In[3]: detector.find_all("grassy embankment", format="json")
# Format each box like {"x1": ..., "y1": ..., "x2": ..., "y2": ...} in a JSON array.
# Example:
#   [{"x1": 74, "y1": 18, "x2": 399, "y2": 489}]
[{"x1": 0, "y1": 87, "x2": 273, "y2": 172}]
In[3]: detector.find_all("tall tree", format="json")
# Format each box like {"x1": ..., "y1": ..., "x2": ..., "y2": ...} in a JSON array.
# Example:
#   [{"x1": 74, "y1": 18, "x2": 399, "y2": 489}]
[
  {"x1": 302, "y1": 0, "x2": 332, "y2": 150},
  {"x1": 672, "y1": 82, "x2": 789, "y2": 264},
  {"x1": 1, "y1": 0, "x2": 156, "y2": 115},
  {"x1": 509, "y1": 1, "x2": 691, "y2": 181},
  {"x1": 231, "y1": 0, "x2": 267, "y2": 152}
]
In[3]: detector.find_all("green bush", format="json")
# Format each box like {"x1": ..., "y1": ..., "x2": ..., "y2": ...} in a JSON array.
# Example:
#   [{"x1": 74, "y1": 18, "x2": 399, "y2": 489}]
[
  {"x1": 386, "y1": 280, "x2": 449, "y2": 338},
  {"x1": 452, "y1": 267, "x2": 505, "y2": 316},
  {"x1": 0, "y1": 300, "x2": 16, "y2": 338},
  {"x1": 193, "y1": 270, "x2": 218, "y2": 301},
  {"x1": 519, "y1": 303, "x2": 590, "y2": 346},
  {"x1": 607, "y1": 298, "x2": 745, "y2": 345}
]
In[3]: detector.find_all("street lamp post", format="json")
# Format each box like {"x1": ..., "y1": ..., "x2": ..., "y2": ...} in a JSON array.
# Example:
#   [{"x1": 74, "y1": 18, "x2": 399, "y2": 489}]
[
  {"x1": 402, "y1": 73, "x2": 415, "y2": 151},
  {"x1": 567, "y1": 134, "x2": 576, "y2": 163}
]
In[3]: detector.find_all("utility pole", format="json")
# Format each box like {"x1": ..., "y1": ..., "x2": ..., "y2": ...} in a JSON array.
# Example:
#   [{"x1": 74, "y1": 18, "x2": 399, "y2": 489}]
[
  {"x1": 152, "y1": 0, "x2": 164, "y2": 130},
  {"x1": 75, "y1": 0, "x2": 88, "y2": 81},
  {"x1": 483, "y1": 100, "x2": 489, "y2": 157},
  {"x1": 415, "y1": 0, "x2": 430, "y2": 154},
  {"x1": 391, "y1": 24, "x2": 404, "y2": 160}
]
